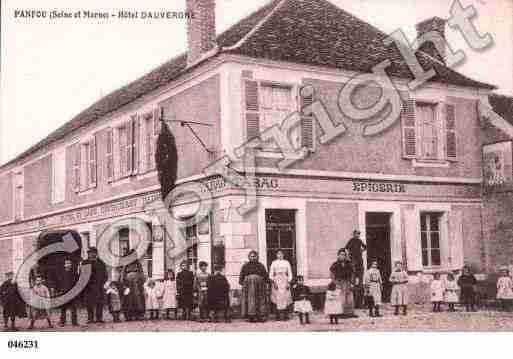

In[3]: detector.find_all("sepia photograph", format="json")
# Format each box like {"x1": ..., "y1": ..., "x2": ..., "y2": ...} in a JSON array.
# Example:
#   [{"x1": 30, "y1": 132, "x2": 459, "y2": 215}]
[{"x1": 1, "y1": 0, "x2": 513, "y2": 350}]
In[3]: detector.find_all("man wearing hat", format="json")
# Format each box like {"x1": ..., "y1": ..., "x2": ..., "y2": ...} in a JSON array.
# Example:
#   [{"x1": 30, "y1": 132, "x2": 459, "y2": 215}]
[
  {"x1": 81, "y1": 247, "x2": 108, "y2": 324},
  {"x1": 345, "y1": 230, "x2": 367, "y2": 308},
  {"x1": 0, "y1": 271, "x2": 26, "y2": 331}
]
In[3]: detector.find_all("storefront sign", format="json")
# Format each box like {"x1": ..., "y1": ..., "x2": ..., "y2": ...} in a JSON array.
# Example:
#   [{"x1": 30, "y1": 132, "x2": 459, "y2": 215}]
[{"x1": 352, "y1": 181, "x2": 406, "y2": 193}]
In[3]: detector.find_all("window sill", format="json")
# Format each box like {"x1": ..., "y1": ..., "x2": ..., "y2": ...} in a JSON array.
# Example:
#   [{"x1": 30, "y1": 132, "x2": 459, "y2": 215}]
[
  {"x1": 111, "y1": 177, "x2": 131, "y2": 187},
  {"x1": 137, "y1": 170, "x2": 157, "y2": 180},
  {"x1": 412, "y1": 159, "x2": 450, "y2": 168},
  {"x1": 77, "y1": 188, "x2": 95, "y2": 196},
  {"x1": 255, "y1": 149, "x2": 309, "y2": 160}
]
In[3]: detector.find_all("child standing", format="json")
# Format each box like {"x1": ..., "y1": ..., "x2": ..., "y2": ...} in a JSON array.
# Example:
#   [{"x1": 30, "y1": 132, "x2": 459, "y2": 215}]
[
  {"x1": 177, "y1": 261, "x2": 195, "y2": 320},
  {"x1": 0, "y1": 271, "x2": 26, "y2": 331},
  {"x1": 458, "y1": 265, "x2": 477, "y2": 312},
  {"x1": 324, "y1": 282, "x2": 342, "y2": 324},
  {"x1": 292, "y1": 275, "x2": 312, "y2": 325},
  {"x1": 430, "y1": 273, "x2": 445, "y2": 312},
  {"x1": 496, "y1": 266, "x2": 513, "y2": 311},
  {"x1": 207, "y1": 264, "x2": 231, "y2": 323},
  {"x1": 144, "y1": 279, "x2": 162, "y2": 320},
  {"x1": 363, "y1": 261, "x2": 383, "y2": 317},
  {"x1": 162, "y1": 269, "x2": 177, "y2": 320},
  {"x1": 390, "y1": 261, "x2": 408, "y2": 316},
  {"x1": 106, "y1": 281, "x2": 122, "y2": 322},
  {"x1": 195, "y1": 261, "x2": 210, "y2": 322},
  {"x1": 28, "y1": 276, "x2": 53, "y2": 330},
  {"x1": 445, "y1": 273, "x2": 459, "y2": 312}
]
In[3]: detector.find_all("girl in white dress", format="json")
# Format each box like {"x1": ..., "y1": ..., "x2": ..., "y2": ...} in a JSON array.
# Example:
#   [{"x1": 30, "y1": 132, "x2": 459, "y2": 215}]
[
  {"x1": 269, "y1": 250, "x2": 293, "y2": 321},
  {"x1": 162, "y1": 269, "x2": 177, "y2": 320},
  {"x1": 430, "y1": 272, "x2": 445, "y2": 312},
  {"x1": 497, "y1": 266, "x2": 513, "y2": 311},
  {"x1": 444, "y1": 273, "x2": 459, "y2": 312},
  {"x1": 144, "y1": 279, "x2": 163, "y2": 320},
  {"x1": 324, "y1": 282, "x2": 342, "y2": 324},
  {"x1": 363, "y1": 261, "x2": 383, "y2": 317}
]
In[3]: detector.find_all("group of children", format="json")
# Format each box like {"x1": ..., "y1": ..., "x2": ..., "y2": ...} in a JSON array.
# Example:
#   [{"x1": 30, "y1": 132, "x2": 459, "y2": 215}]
[{"x1": 105, "y1": 261, "x2": 231, "y2": 323}]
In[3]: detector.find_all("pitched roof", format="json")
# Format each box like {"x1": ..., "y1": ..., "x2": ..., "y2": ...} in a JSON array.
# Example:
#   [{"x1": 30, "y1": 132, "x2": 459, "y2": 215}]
[
  {"x1": 2, "y1": 0, "x2": 495, "y2": 168},
  {"x1": 489, "y1": 93, "x2": 513, "y2": 124}
]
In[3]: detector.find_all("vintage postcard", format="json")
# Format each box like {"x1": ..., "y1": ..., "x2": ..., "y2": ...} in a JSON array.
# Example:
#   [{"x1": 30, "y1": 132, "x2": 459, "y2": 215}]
[{"x1": 1, "y1": 0, "x2": 513, "y2": 347}]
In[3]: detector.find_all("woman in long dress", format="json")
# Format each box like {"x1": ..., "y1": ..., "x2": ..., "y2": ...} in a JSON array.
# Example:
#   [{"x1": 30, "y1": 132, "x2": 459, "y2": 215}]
[
  {"x1": 239, "y1": 250, "x2": 269, "y2": 322},
  {"x1": 329, "y1": 248, "x2": 357, "y2": 318},
  {"x1": 122, "y1": 250, "x2": 146, "y2": 321},
  {"x1": 269, "y1": 250, "x2": 293, "y2": 320}
]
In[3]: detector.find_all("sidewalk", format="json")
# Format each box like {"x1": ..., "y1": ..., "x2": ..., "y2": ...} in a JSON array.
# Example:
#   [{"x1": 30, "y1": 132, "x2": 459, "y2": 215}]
[{"x1": 5, "y1": 304, "x2": 513, "y2": 332}]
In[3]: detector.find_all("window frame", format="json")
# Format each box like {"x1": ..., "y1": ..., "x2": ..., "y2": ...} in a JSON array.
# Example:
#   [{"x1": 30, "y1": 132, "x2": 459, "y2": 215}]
[
  {"x1": 416, "y1": 101, "x2": 443, "y2": 162},
  {"x1": 420, "y1": 212, "x2": 443, "y2": 268}
]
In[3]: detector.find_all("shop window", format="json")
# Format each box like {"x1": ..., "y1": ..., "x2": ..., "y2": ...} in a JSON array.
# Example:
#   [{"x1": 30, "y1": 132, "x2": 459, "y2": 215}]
[
  {"x1": 265, "y1": 209, "x2": 297, "y2": 277},
  {"x1": 184, "y1": 222, "x2": 198, "y2": 271},
  {"x1": 420, "y1": 212, "x2": 442, "y2": 267},
  {"x1": 118, "y1": 228, "x2": 130, "y2": 257}
]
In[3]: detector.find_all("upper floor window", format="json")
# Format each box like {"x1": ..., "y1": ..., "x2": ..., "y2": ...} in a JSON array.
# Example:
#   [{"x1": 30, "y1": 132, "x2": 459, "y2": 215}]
[
  {"x1": 72, "y1": 137, "x2": 97, "y2": 192},
  {"x1": 401, "y1": 99, "x2": 457, "y2": 163},
  {"x1": 243, "y1": 72, "x2": 314, "y2": 152},
  {"x1": 13, "y1": 172, "x2": 23, "y2": 221},
  {"x1": 52, "y1": 149, "x2": 66, "y2": 204},
  {"x1": 141, "y1": 110, "x2": 160, "y2": 173},
  {"x1": 420, "y1": 212, "x2": 442, "y2": 267}
]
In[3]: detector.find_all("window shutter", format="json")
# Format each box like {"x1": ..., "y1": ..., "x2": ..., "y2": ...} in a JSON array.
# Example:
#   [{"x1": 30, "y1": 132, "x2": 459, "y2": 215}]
[
  {"x1": 153, "y1": 108, "x2": 161, "y2": 137},
  {"x1": 132, "y1": 115, "x2": 140, "y2": 175},
  {"x1": 106, "y1": 128, "x2": 114, "y2": 182},
  {"x1": 73, "y1": 144, "x2": 81, "y2": 192},
  {"x1": 89, "y1": 136, "x2": 97, "y2": 188},
  {"x1": 244, "y1": 79, "x2": 260, "y2": 141},
  {"x1": 404, "y1": 207, "x2": 422, "y2": 271},
  {"x1": 80, "y1": 143, "x2": 89, "y2": 192},
  {"x1": 401, "y1": 94, "x2": 417, "y2": 159},
  {"x1": 151, "y1": 108, "x2": 160, "y2": 170},
  {"x1": 449, "y1": 210, "x2": 464, "y2": 270},
  {"x1": 299, "y1": 86, "x2": 314, "y2": 150},
  {"x1": 445, "y1": 103, "x2": 457, "y2": 161},
  {"x1": 126, "y1": 120, "x2": 133, "y2": 175},
  {"x1": 116, "y1": 127, "x2": 123, "y2": 179}
]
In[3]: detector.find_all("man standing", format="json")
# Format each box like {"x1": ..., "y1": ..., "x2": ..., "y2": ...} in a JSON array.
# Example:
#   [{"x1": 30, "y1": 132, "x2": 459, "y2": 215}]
[
  {"x1": 345, "y1": 230, "x2": 367, "y2": 308},
  {"x1": 57, "y1": 258, "x2": 79, "y2": 327},
  {"x1": 0, "y1": 271, "x2": 26, "y2": 331},
  {"x1": 81, "y1": 247, "x2": 108, "y2": 324}
]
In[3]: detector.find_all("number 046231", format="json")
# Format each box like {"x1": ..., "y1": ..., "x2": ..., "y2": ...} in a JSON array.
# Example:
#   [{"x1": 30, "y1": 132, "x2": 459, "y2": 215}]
[{"x1": 7, "y1": 340, "x2": 38, "y2": 349}]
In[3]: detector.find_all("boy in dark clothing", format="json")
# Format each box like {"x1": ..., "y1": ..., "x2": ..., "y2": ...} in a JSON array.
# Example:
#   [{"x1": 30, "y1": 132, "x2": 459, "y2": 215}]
[
  {"x1": 176, "y1": 260, "x2": 195, "y2": 320},
  {"x1": 0, "y1": 271, "x2": 26, "y2": 331},
  {"x1": 57, "y1": 259, "x2": 79, "y2": 327},
  {"x1": 207, "y1": 264, "x2": 231, "y2": 323},
  {"x1": 458, "y1": 266, "x2": 478, "y2": 312},
  {"x1": 195, "y1": 261, "x2": 210, "y2": 322}
]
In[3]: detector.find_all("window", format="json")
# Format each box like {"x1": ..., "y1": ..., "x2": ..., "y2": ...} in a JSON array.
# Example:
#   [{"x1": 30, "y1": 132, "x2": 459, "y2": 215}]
[
  {"x1": 117, "y1": 226, "x2": 152, "y2": 277},
  {"x1": 143, "y1": 112, "x2": 158, "y2": 172},
  {"x1": 52, "y1": 149, "x2": 66, "y2": 203},
  {"x1": 401, "y1": 100, "x2": 457, "y2": 162},
  {"x1": 13, "y1": 172, "x2": 23, "y2": 221},
  {"x1": 184, "y1": 222, "x2": 198, "y2": 271},
  {"x1": 417, "y1": 103, "x2": 439, "y2": 160},
  {"x1": 420, "y1": 212, "x2": 442, "y2": 267},
  {"x1": 75, "y1": 138, "x2": 97, "y2": 192},
  {"x1": 265, "y1": 209, "x2": 297, "y2": 277},
  {"x1": 115, "y1": 116, "x2": 140, "y2": 180},
  {"x1": 243, "y1": 76, "x2": 310, "y2": 152},
  {"x1": 80, "y1": 232, "x2": 90, "y2": 259}
]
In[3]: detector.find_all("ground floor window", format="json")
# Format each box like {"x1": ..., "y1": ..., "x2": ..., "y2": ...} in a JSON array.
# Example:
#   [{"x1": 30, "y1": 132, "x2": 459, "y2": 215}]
[
  {"x1": 265, "y1": 209, "x2": 297, "y2": 277},
  {"x1": 420, "y1": 212, "x2": 442, "y2": 267},
  {"x1": 184, "y1": 221, "x2": 198, "y2": 271}
]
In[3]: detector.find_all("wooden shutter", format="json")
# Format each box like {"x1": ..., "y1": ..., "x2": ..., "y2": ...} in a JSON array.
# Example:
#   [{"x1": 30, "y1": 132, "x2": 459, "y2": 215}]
[
  {"x1": 89, "y1": 136, "x2": 97, "y2": 188},
  {"x1": 153, "y1": 108, "x2": 161, "y2": 136},
  {"x1": 299, "y1": 86, "x2": 314, "y2": 150},
  {"x1": 401, "y1": 94, "x2": 417, "y2": 159},
  {"x1": 244, "y1": 79, "x2": 260, "y2": 140},
  {"x1": 449, "y1": 210, "x2": 464, "y2": 270},
  {"x1": 445, "y1": 103, "x2": 457, "y2": 161},
  {"x1": 404, "y1": 207, "x2": 422, "y2": 271},
  {"x1": 73, "y1": 144, "x2": 81, "y2": 192},
  {"x1": 106, "y1": 128, "x2": 114, "y2": 182},
  {"x1": 150, "y1": 108, "x2": 160, "y2": 170},
  {"x1": 132, "y1": 115, "x2": 140, "y2": 175},
  {"x1": 126, "y1": 120, "x2": 133, "y2": 175}
]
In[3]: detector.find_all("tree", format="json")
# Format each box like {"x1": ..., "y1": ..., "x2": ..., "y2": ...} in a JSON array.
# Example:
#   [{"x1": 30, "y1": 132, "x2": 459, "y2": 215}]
[{"x1": 156, "y1": 118, "x2": 178, "y2": 202}]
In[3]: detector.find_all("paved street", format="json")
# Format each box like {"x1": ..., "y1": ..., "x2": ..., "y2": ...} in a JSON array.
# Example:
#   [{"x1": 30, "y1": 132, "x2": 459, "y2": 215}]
[{"x1": 5, "y1": 304, "x2": 513, "y2": 332}]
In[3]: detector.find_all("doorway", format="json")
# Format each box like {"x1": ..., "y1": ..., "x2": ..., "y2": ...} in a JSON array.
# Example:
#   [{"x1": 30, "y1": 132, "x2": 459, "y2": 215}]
[
  {"x1": 365, "y1": 212, "x2": 392, "y2": 302},
  {"x1": 265, "y1": 209, "x2": 297, "y2": 277}
]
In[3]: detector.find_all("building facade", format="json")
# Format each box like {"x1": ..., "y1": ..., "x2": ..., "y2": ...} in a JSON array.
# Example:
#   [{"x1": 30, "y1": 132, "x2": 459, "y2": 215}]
[{"x1": 1, "y1": 0, "x2": 512, "y2": 297}]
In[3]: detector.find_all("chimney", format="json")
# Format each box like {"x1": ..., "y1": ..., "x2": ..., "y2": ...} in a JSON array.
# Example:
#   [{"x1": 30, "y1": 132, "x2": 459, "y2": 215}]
[
  {"x1": 186, "y1": 0, "x2": 216, "y2": 66},
  {"x1": 415, "y1": 17, "x2": 447, "y2": 64}
]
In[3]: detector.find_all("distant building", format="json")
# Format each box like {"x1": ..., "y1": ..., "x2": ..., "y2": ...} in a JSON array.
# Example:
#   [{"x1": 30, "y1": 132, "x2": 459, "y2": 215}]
[{"x1": 1, "y1": 0, "x2": 512, "y2": 296}]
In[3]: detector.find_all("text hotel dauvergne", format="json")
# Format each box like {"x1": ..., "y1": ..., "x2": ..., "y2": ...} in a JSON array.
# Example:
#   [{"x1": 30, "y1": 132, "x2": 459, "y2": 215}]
[{"x1": 2, "y1": 0, "x2": 513, "y2": 327}]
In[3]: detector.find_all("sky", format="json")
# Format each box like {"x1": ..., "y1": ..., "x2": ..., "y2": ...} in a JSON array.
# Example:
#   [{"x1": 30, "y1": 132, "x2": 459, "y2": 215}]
[{"x1": 1, "y1": 0, "x2": 512, "y2": 165}]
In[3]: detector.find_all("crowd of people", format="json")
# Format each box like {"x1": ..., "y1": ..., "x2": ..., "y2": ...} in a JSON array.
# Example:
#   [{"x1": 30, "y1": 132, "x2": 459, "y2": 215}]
[{"x1": 1, "y1": 230, "x2": 513, "y2": 331}]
